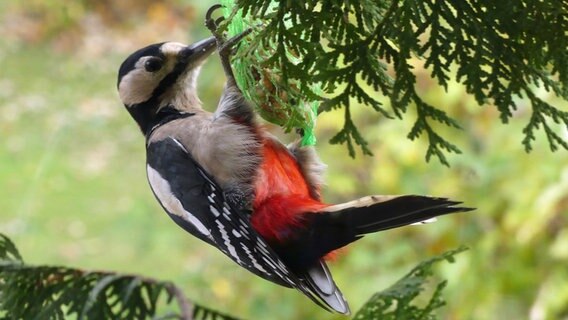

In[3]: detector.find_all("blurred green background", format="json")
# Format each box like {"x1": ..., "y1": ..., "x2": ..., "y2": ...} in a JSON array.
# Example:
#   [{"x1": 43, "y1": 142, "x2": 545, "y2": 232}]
[{"x1": 1, "y1": 1, "x2": 567, "y2": 319}]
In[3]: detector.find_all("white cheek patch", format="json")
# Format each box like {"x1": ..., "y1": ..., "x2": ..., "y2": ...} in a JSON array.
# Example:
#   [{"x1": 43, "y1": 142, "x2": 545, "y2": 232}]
[
  {"x1": 119, "y1": 55, "x2": 178, "y2": 106},
  {"x1": 147, "y1": 164, "x2": 210, "y2": 236},
  {"x1": 118, "y1": 69, "x2": 157, "y2": 105}
]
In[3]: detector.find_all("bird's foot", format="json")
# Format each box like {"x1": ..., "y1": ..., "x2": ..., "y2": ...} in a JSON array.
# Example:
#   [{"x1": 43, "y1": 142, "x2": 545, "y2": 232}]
[
  {"x1": 205, "y1": 4, "x2": 252, "y2": 78},
  {"x1": 205, "y1": 4, "x2": 226, "y2": 42},
  {"x1": 205, "y1": 4, "x2": 251, "y2": 57}
]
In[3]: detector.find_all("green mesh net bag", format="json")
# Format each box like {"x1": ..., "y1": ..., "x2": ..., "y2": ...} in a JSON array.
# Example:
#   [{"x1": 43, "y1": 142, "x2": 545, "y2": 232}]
[{"x1": 220, "y1": 0, "x2": 319, "y2": 146}]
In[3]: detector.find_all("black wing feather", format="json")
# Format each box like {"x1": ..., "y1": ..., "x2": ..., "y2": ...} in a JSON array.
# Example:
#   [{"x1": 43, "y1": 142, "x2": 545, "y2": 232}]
[
  {"x1": 146, "y1": 137, "x2": 298, "y2": 287},
  {"x1": 146, "y1": 137, "x2": 349, "y2": 311}
]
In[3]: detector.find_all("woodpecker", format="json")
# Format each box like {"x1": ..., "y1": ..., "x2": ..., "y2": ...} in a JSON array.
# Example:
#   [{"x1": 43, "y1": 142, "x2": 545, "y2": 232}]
[{"x1": 116, "y1": 5, "x2": 473, "y2": 314}]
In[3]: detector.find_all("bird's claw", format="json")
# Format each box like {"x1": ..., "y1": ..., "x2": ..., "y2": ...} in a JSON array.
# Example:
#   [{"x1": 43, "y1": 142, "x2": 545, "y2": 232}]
[
  {"x1": 205, "y1": 4, "x2": 225, "y2": 41},
  {"x1": 205, "y1": 4, "x2": 252, "y2": 78},
  {"x1": 205, "y1": 5, "x2": 252, "y2": 57},
  {"x1": 205, "y1": 4, "x2": 223, "y2": 19}
]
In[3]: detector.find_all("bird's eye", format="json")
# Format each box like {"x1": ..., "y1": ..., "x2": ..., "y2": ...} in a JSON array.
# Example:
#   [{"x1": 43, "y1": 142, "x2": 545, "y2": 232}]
[{"x1": 144, "y1": 58, "x2": 163, "y2": 72}]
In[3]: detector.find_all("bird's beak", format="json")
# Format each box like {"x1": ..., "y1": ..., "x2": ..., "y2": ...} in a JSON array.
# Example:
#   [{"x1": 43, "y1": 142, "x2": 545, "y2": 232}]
[{"x1": 179, "y1": 36, "x2": 217, "y2": 65}]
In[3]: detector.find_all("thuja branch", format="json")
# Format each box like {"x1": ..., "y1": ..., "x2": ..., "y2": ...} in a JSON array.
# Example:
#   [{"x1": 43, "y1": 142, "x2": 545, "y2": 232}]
[
  {"x1": 234, "y1": 0, "x2": 568, "y2": 164},
  {"x1": 0, "y1": 234, "x2": 238, "y2": 320}
]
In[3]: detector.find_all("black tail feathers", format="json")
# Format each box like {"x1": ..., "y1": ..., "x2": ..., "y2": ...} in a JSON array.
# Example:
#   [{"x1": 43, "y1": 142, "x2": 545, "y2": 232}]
[
  {"x1": 273, "y1": 195, "x2": 472, "y2": 314},
  {"x1": 328, "y1": 195, "x2": 474, "y2": 235},
  {"x1": 276, "y1": 195, "x2": 473, "y2": 272}
]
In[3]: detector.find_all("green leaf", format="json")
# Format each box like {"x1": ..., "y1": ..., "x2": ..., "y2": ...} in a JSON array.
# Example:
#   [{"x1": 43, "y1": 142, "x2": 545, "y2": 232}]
[
  {"x1": 0, "y1": 233, "x2": 240, "y2": 320},
  {"x1": 0, "y1": 233, "x2": 23, "y2": 266},
  {"x1": 353, "y1": 246, "x2": 468, "y2": 320},
  {"x1": 232, "y1": 0, "x2": 568, "y2": 164}
]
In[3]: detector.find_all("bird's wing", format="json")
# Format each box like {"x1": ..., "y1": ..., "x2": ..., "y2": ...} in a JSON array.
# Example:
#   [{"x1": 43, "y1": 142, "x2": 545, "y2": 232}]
[
  {"x1": 145, "y1": 137, "x2": 295, "y2": 286},
  {"x1": 145, "y1": 137, "x2": 347, "y2": 312},
  {"x1": 146, "y1": 136, "x2": 296, "y2": 286}
]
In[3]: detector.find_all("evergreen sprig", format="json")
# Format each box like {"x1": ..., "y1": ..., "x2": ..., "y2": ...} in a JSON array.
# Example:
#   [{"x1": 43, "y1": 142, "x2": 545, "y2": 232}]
[
  {"x1": 353, "y1": 246, "x2": 468, "y2": 320},
  {"x1": 0, "y1": 233, "x2": 466, "y2": 319},
  {"x1": 235, "y1": 0, "x2": 568, "y2": 165},
  {"x1": 0, "y1": 234, "x2": 467, "y2": 320},
  {"x1": 0, "y1": 234, "x2": 238, "y2": 320}
]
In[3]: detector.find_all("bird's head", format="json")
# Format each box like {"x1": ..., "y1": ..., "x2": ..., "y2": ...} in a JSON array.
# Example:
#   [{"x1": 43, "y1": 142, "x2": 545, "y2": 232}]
[{"x1": 117, "y1": 37, "x2": 217, "y2": 134}]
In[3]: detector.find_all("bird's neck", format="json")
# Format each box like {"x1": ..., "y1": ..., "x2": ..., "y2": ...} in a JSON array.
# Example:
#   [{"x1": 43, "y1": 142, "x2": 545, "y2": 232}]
[
  {"x1": 127, "y1": 100, "x2": 196, "y2": 137},
  {"x1": 128, "y1": 84, "x2": 204, "y2": 136},
  {"x1": 163, "y1": 87, "x2": 202, "y2": 112},
  {"x1": 152, "y1": 105, "x2": 195, "y2": 130},
  {"x1": 159, "y1": 70, "x2": 203, "y2": 113},
  {"x1": 127, "y1": 100, "x2": 159, "y2": 136}
]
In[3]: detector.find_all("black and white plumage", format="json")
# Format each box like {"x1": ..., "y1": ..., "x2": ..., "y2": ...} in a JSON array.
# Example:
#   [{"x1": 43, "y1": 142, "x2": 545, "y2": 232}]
[
  {"x1": 146, "y1": 135, "x2": 291, "y2": 285},
  {"x1": 116, "y1": 9, "x2": 473, "y2": 314},
  {"x1": 145, "y1": 134, "x2": 347, "y2": 311}
]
